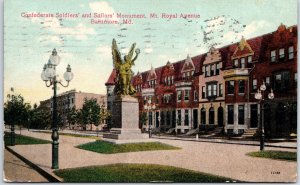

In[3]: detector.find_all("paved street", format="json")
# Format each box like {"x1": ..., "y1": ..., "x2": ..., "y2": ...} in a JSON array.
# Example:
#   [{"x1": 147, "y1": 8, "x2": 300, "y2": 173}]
[
  {"x1": 5, "y1": 130, "x2": 297, "y2": 182},
  {"x1": 4, "y1": 149, "x2": 48, "y2": 182}
]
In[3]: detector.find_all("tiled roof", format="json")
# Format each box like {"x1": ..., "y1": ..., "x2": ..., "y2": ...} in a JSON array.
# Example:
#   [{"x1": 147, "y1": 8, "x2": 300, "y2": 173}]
[{"x1": 105, "y1": 69, "x2": 116, "y2": 85}]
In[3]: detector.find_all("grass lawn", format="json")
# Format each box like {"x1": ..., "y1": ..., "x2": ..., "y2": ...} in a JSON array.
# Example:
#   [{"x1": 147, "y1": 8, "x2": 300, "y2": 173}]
[
  {"x1": 54, "y1": 163, "x2": 237, "y2": 183},
  {"x1": 76, "y1": 141, "x2": 180, "y2": 154},
  {"x1": 247, "y1": 150, "x2": 297, "y2": 161},
  {"x1": 4, "y1": 132, "x2": 51, "y2": 145}
]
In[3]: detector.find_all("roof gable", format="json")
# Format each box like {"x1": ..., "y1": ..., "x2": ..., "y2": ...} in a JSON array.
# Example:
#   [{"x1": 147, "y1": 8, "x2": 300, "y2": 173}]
[
  {"x1": 181, "y1": 55, "x2": 195, "y2": 73},
  {"x1": 231, "y1": 37, "x2": 254, "y2": 59}
]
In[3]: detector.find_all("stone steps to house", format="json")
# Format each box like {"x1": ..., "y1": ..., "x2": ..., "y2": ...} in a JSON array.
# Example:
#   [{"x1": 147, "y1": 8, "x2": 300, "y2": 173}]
[
  {"x1": 184, "y1": 128, "x2": 199, "y2": 136},
  {"x1": 242, "y1": 129, "x2": 257, "y2": 137},
  {"x1": 165, "y1": 128, "x2": 175, "y2": 134}
]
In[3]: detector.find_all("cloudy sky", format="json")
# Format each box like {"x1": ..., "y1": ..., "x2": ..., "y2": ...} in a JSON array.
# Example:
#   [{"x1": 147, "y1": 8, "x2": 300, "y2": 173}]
[{"x1": 4, "y1": 0, "x2": 297, "y2": 105}]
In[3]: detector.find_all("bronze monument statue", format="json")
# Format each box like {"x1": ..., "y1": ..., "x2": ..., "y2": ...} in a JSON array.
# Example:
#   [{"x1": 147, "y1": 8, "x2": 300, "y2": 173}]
[{"x1": 112, "y1": 39, "x2": 140, "y2": 96}]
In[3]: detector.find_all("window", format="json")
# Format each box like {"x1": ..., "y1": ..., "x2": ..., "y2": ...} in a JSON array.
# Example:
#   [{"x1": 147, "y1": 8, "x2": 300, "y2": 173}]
[
  {"x1": 252, "y1": 79, "x2": 257, "y2": 92},
  {"x1": 271, "y1": 50, "x2": 276, "y2": 62},
  {"x1": 194, "y1": 91, "x2": 198, "y2": 102},
  {"x1": 227, "y1": 81, "x2": 235, "y2": 94},
  {"x1": 143, "y1": 96, "x2": 147, "y2": 104},
  {"x1": 184, "y1": 109, "x2": 189, "y2": 126},
  {"x1": 234, "y1": 59, "x2": 238, "y2": 67},
  {"x1": 219, "y1": 84, "x2": 223, "y2": 97},
  {"x1": 177, "y1": 110, "x2": 181, "y2": 126},
  {"x1": 205, "y1": 66, "x2": 210, "y2": 77},
  {"x1": 279, "y1": 48, "x2": 285, "y2": 59},
  {"x1": 238, "y1": 80, "x2": 245, "y2": 94},
  {"x1": 209, "y1": 107, "x2": 214, "y2": 125},
  {"x1": 266, "y1": 77, "x2": 270, "y2": 86},
  {"x1": 227, "y1": 105, "x2": 234, "y2": 125},
  {"x1": 289, "y1": 46, "x2": 294, "y2": 59},
  {"x1": 163, "y1": 94, "x2": 172, "y2": 103},
  {"x1": 238, "y1": 105, "x2": 245, "y2": 125},
  {"x1": 208, "y1": 85, "x2": 212, "y2": 97},
  {"x1": 216, "y1": 63, "x2": 220, "y2": 75},
  {"x1": 177, "y1": 91, "x2": 182, "y2": 102},
  {"x1": 202, "y1": 66, "x2": 205, "y2": 74},
  {"x1": 184, "y1": 90, "x2": 190, "y2": 101},
  {"x1": 207, "y1": 84, "x2": 217, "y2": 98},
  {"x1": 202, "y1": 86, "x2": 206, "y2": 99},
  {"x1": 213, "y1": 84, "x2": 217, "y2": 96},
  {"x1": 201, "y1": 108, "x2": 206, "y2": 125},
  {"x1": 248, "y1": 56, "x2": 252, "y2": 63},
  {"x1": 273, "y1": 71, "x2": 290, "y2": 92},
  {"x1": 167, "y1": 76, "x2": 171, "y2": 86},
  {"x1": 241, "y1": 58, "x2": 245, "y2": 68},
  {"x1": 211, "y1": 64, "x2": 215, "y2": 76},
  {"x1": 171, "y1": 76, "x2": 174, "y2": 84},
  {"x1": 156, "y1": 95, "x2": 159, "y2": 104}
]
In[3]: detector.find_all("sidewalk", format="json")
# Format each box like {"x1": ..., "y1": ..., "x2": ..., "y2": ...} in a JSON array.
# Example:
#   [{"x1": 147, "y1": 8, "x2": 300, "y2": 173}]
[
  {"x1": 5, "y1": 130, "x2": 297, "y2": 182},
  {"x1": 4, "y1": 149, "x2": 48, "y2": 182},
  {"x1": 151, "y1": 135, "x2": 297, "y2": 149}
]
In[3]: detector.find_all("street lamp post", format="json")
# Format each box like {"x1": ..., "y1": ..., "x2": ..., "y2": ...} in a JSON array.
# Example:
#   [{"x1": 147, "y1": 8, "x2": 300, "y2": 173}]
[
  {"x1": 254, "y1": 81, "x2": 274, "y2": 151},
  {"x1": 144, "y1": 99, "x2": 156, "y2": 138},
  {"x1": 41, "y1": 49, "x2": 74, "y2": 169}
]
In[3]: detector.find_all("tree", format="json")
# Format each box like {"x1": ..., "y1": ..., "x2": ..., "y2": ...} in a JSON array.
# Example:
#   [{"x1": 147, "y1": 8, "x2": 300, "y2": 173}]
[
  {"x1": 4, "y1": 89, "x2": 31, "y2": 135},
  {"x1": 80, "y1": 98, "x2": 101, "y2": 130},
  {"x1": 29, "y1": 106, "x2": 51, "y2": 129},
  {"x1": 98, "y1": 104, "x2": 111, "y2": 133},
  {"x1": 139, "y1": 112, "x2": 148, "y2": 129},
  {"x1": 67, "y1": 106, "x2": 78, "y2": 129}
]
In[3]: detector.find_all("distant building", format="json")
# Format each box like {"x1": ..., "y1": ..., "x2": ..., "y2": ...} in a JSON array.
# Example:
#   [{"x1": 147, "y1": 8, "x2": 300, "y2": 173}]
[{"x1": 39, "y1": 89, "x2": 107, "y2": 130}]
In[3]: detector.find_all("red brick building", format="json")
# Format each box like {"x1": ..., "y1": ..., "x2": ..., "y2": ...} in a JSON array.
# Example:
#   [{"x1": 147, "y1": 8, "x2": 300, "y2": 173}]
[{"x1": 106, "y1": 24, "x2": 297, "y2": 137}]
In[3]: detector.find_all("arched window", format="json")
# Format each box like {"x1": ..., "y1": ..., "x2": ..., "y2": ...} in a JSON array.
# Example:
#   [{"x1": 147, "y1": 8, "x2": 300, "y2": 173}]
[
  {"x1": 209, "y1": 107, "x2": 214, "y2": 125},
  {"x1": 218, "y1": 107, "x2": 224, "y2": 127},
  {"x1": 201, "y1": 108, "x2": 206, "y2": 125}
]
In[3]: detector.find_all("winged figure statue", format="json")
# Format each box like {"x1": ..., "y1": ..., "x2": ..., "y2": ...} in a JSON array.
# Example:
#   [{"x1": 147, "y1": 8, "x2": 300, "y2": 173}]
[{"x1": 112, "y1": 38, "x2": 140, "y2": 96}]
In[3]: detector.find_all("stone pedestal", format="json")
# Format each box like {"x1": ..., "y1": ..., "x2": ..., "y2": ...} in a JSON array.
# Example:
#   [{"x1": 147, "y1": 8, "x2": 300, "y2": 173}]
[{"x1": 103, "y1": 95, "x2": 148, "y2": 142}]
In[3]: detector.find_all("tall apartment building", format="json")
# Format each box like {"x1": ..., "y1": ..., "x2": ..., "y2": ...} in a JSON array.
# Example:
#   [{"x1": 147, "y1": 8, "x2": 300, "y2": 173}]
[{"x1": 39, "y1": 89, "x2": 107, "y2": 130}]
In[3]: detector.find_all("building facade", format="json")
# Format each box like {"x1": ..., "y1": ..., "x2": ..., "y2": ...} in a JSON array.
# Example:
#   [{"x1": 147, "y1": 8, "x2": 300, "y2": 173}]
[
  {"x1": 40, "y1": 89, "x2": 107, "y2": 130},
  {"x1": 106, "y1": 24, "x2": 297, "y2": 137}
]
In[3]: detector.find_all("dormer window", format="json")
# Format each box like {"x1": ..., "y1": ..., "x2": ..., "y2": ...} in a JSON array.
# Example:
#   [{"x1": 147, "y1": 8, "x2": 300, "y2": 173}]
[
  {"x1": 234, "y1": 59, "x2": 238, "y2": 67},
  {"x1": 241, "y1": 58, "x2": 245, "y2": 68},
  {"x1": 271, "y1": 50, "x2": 276, "y2": 62},
  {"x1": 279, "y1": 48, "x2": 285, "y2": 60},
  {"x1": 289, "y1": 46, "x2": 294, "y2": 59},
  {"x1": 248, "y1": 56, "x2": 252, "y2": 63},
  {"x1": 211, "y1": 65, "x2": 215, "y2": 76},
  {"x1": 205, "y1": 66, "x2": 210, "y2": 77}
]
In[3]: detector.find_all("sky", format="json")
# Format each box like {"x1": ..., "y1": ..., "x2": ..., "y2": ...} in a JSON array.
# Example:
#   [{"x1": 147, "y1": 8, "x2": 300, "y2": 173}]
[{"x1": 4, "y1": 0, "x2": 297, "y2": 105}]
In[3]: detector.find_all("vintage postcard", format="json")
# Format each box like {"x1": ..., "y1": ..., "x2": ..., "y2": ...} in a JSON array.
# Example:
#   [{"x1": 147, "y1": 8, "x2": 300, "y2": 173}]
[{"x1": 3, "y1": 0, "x2": 297, "y2": 183}]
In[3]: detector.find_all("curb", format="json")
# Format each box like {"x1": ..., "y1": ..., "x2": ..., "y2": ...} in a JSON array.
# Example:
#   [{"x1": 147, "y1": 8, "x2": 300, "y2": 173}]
[
  {"x1": 5, "y1": 146, "x2": 61, "y2": 182},
  {"x1": 153, "y1": 136, "x2": 297, "y2": 149}
]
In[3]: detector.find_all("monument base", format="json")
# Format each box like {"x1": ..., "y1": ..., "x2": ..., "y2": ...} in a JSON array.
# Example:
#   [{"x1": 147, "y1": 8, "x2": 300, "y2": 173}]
[{"x1": 103, "y1": 95, "x2": 148, "y2": 143}]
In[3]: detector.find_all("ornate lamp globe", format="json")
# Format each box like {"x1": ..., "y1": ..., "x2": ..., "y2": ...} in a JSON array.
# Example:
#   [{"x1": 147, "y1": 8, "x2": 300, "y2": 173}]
[
  {"x1": 268, "y1": 89, "x2": 275, "y2": 100},
  {"x1": 260, "y1": 81, "x2": 266, "y2": 91},
  {"x1": 255, "y1": 90, "x2": 262, "y2": 100},
  {"x1": 41, "y1": 64, "x2": 49, "y2": 81},
  {"x1": 45, "y1": 60, "x2": 56, "y2": 78},
  {"x1": 49, "y1": 48, "x2": 61, "y2": 66},
  {"x1": 63, "y1": 64, "x2": 74, "y2": 82}
]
